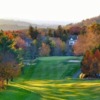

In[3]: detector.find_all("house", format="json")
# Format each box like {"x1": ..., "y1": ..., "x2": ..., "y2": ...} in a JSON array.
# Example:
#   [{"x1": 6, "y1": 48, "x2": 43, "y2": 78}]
[
  {"x1": 69, "y1": 35, "x2": 78, "y2": 46},
  {"x1": 66, "y1": 35, "x2": 78, "y2": 56}
]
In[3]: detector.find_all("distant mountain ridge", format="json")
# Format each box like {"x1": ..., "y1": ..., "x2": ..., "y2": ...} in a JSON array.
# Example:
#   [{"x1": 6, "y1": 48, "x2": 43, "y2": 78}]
[
  {"x1": 0, "y1": 19, "x2": 58, "y2": 30},
  {"x1": 0, "y1": 19, "x2": 32, "y2": 30},
  {"x1": 1, "y1": 15, "x2": 100, "y2": 31},
  {"x1": 64, "y1": 15, "x2": 100, "y2": 29}
]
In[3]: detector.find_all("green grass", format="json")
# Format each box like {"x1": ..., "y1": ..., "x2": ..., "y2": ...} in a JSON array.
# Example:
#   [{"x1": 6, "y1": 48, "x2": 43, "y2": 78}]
[
  {"x1": 19, "y1": 56, "x2": 82, "y2": 80},
  {"x1": 0, "y1": 85, "x2": 40, "y2": 100},
  {"x1": 10, "y1": 79, "x2": 100, "y2": 100},
  {"x1": 0, "y1": 56, "x2": 100, "y2": 100}
]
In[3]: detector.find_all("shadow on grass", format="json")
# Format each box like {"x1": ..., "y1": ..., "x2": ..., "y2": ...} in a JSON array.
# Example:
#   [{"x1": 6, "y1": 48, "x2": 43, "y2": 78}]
[
  {"x1": 0, "y1": 79, "x2": 100, "y2": 100},
  {"x1": 0, "y1": 85, "x2": 41, "y2": 100},
  {"x1": 16, "y1": 79, "x2": 100, "y2": 100}
]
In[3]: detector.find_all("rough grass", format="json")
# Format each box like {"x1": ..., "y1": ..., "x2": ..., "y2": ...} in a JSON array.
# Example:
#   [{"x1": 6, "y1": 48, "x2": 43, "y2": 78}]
[{"x1": 0, "y1": 56, "x2": 100, "y2": 100}]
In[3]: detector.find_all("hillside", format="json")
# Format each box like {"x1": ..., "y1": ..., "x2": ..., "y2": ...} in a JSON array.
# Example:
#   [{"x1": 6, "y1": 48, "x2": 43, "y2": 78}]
[
  {"x1": 0, "y1": 19, "x2": 58, "y2": 30},
  {"x1": 64, "y1": 15, "x2": 100, "y2": 29},
  {"x1": 0, "y1": 19, "x2": 32, "y2": 30},
  {"x1": 76, "y1": 15, "x2": 100, "y2": 26}
]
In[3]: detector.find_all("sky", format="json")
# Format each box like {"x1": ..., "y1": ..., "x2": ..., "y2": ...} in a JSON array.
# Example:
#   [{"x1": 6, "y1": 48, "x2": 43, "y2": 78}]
[{"x1": 0, "y1": 0, "x2": 100, "y2": 24}]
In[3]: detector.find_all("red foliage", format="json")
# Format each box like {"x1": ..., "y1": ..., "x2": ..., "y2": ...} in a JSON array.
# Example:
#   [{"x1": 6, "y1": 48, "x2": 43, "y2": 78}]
[
  {"x1": 82, "y1": 49, "x2": 100, "y2": 78},
  {"x1": 4, "y1": 31, "x2": 14, "y2": 39},
  {"x1": 69, "y1": 26, "x2": 81, "y2": 35},
  {"x1": 94, "y1": 49, "x2": 100, "y2": 60}
]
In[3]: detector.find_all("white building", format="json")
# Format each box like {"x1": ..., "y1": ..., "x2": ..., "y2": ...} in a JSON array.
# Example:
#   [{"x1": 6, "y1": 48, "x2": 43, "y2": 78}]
[{"x1": 69, "y1": 38, "x2": 77, "y2": 45}]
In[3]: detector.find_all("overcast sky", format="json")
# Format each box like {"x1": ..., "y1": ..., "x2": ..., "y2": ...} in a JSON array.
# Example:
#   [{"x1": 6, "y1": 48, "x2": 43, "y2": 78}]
[{"x1": 0, "y1": 0, "x2": 100, "y2": 24}]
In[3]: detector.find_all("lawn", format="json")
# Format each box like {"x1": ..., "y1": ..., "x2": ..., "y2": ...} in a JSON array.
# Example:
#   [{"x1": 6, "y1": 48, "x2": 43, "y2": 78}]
[
  {"x1": 0, "y1": 56, "x2": 100, "y2": 100},
  {"x1": 19, "y1": 56, "x2": 82, "y2": 80}
]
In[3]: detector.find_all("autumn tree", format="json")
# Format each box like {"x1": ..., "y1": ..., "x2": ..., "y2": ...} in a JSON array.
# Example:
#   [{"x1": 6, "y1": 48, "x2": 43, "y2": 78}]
[
  {"x1": 81, "y1": 49, "x2": 100, "y2": 78},
  {"x1": 55, "y1": 38, "x2": 66, "y2": 54},
  {"x1": 88, "y1": 23, "x2": 100, "y2": 34},
  {"x1": 49, "y1": 38, "x2": 66, "y2": 56},
  {"x1": 69, "y1": 26, "x2": 81, "y2": 35},
  {"x1": 0, "y1": 31, "x2": 21, "y2": 88},
  {"x1": 15, "y1": 37, "x2": 26, "y2": 49},
  {"x1": 74, "y1": 24, "x2": 100, "y2": 55},
  {"x1": 39, "y1": 43, "x2": 50, "y2": 56}
]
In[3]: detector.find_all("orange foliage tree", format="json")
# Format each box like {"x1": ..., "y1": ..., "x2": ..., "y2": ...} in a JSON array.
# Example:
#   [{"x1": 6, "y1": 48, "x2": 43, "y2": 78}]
[
  {"x1": 39, "y1": 43, "x2": 50, "y2": 56},
  {"x1": 81, "y1": 49, "x2": 100, "y2": 78},
  {"x1": 74, "y1": 23, "x2": 100, "y2": 55}
]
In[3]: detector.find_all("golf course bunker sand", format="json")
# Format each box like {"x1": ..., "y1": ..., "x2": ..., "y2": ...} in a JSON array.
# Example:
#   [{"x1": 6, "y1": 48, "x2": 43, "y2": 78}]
[{"x1": 68, "y1": 60, "x2": 80, "y2": 63}]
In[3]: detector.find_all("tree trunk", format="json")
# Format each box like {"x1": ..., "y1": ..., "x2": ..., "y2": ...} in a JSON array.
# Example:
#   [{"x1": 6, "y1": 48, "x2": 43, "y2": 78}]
[{"x1": 6, "y1": 78, "x2": 9, "y2": 84}]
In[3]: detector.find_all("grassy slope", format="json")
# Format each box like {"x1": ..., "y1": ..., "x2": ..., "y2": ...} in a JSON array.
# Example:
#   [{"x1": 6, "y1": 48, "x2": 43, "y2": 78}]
[
  {"x1": 19, "y1": 56, "x2": 82, "y2": 80},
  {"x1": 0, "y1": 56, "x2": 100, "y2": 100}
]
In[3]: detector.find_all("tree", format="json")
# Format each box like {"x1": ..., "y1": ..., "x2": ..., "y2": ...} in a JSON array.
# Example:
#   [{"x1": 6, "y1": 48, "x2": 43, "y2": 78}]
[
  {"x1": 48, "y1": 39, "x2": 56, "y2": 56},
  {"x1": 28, "y1": 26, "x2": 39, "y2": 39},
  {"x1": 0, "y1": 31, "x2": 21, "y2": 88},
  {"x1": 88, "y1": 23, "x2": 100, "y2": 34},
  {"x1": 81, "y1": 49, "x2": 100, "y2": 78},
  {"x1": 49, "y1": 38, "x2": 66, "y2": 56},
  {"x1": 48, "y1": 29, "x2": 53, "y2": 37},
  {"x1": 61, "y1": 30, "x2": 68, "y2": 42},
  {"x1": 53, "y1": 25, "x2": 68, "y2": 42},
  {"x1": 15, "y1": 37, "x2": 26, "y2": 49},
  {"x1": 69, "y1": 26, "x2": 81, "y2": 35},
  {"x1": 28, "y1": 25, "x2": 34, "y2": 39},
  {"x1": 39, "y1": 43, "x2": 50, "y2": 56},
  {"x1": 74, "y1": 25, "x2": 100, "y2": 55}
]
